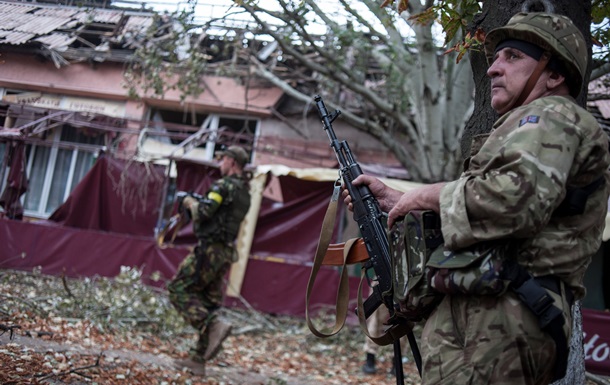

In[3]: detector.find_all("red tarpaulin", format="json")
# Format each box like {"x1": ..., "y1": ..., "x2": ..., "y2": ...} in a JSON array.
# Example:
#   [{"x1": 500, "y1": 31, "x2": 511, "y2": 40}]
[
  {"x1": 583, "y1": 308, "x2": 610, "y2": 376},
  {"x1": 0, "y1": 218, "x2": 184, "y2": 283},
  {"x1": 0, "y1": 217, "x2": 358, "y2": 317},
  {"x1": 0, "y1": 156, "x2": 355, "y2": 317}
]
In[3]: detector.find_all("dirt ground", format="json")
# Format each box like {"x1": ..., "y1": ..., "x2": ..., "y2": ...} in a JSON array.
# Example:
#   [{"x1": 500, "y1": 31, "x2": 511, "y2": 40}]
[
  {"x1": 0, "y1": 315, "x2": 421, "y2": 385},
  {"x1": 3, "y1": 270, "x2": 605, "y2": 385},
  {"x1": 0, "y1": 269, "x2": 421, "y2": 385}
]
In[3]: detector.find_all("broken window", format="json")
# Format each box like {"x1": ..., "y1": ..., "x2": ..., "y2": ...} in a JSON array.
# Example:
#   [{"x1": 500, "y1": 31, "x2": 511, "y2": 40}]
[{"x1": 142, "y1": 106, "x2": 258, "y2": 163}]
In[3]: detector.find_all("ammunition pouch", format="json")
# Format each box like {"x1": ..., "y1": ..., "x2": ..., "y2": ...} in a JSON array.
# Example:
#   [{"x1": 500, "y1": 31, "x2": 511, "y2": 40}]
[
  {"x1": 427, "y1": 241, "x2": 513, "y2": 297},
  {"x1": 390, "y1": 210, "x2": 444, "y2": 322}
]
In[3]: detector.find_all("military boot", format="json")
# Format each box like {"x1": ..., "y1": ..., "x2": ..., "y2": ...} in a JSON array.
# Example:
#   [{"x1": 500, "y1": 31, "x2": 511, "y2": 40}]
[
  {"x1": 362, "y1": 353, "x2": 377, "y2": 374},
  {"x1": 203, "y1": 318, "x2": 232, "y2": 360},
  {"x1": 173, "y1": 356, "x2": 206, "y2": 376}
]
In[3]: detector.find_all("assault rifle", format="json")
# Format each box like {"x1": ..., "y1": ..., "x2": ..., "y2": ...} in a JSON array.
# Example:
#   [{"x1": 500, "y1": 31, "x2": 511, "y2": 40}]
[
  {"x1": 314, "y1": 95, "x2": 393, "y2": 319},
  {"x1": 314, "y1": 95, "x2": 421, "y2": 383}
]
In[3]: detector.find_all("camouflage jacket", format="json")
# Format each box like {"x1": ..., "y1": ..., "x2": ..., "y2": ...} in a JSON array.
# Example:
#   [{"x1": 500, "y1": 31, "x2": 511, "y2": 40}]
[
  {"x1": 192, "y1": 173, "x2": 251, "y2": 244},
  {"x1": 439, "y1": 95, "x2": 610, "y2": 298}
]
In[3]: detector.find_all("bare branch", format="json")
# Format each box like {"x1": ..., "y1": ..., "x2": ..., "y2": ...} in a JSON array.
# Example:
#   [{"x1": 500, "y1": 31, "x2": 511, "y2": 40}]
[{"x1": 36, "y1": 353, "x2": 103, "y2": 381}]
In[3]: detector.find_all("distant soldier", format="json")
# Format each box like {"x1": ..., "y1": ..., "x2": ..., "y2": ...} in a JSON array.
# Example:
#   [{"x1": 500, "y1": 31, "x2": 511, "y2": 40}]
[
  {"x1": 345, "y1": 13, "x2": 610, "y2": 384},
  {"x1": 169, "y1": 145, "x2": 251, "y2": 376}
]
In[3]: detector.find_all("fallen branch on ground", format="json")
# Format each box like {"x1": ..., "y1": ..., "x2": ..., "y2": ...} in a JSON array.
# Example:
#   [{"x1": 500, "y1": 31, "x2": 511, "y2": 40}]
[{"x1": 35, "y1": 353, "x2": 102, "y2": 381}]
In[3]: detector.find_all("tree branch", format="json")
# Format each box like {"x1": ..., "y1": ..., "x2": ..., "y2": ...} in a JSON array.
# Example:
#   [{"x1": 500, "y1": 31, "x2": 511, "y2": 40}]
[
  {"x1": 250, "y1": 56, "x2": 423, "y2": 175},
  {"x1": 591, "y1": 62, "x2": 610, "y2": 81}
]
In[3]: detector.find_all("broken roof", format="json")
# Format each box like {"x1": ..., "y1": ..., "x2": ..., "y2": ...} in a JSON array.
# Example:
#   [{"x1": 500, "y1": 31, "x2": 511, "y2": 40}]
[
  {"x1": 0, "y1": 0, "x2": 153, "y2": 66},
  {"x1": 588, "y1": 75, "x2": 610, "y2": 137}
]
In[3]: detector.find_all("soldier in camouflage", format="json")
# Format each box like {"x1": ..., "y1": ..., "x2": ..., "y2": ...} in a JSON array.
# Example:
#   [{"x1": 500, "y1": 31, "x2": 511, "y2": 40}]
[
  {"x1": 344, "y1": 12, "x2": 610, "y2": 385},
  {"x1": 169, "y1": 145, "x2": 251, "y2": 376}
]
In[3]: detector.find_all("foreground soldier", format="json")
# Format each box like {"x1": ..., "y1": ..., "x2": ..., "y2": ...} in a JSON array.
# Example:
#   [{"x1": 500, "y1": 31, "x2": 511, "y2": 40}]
[
  {"x1": 345, "y1": 13, "x2": 610, "y2": 384},
  {"x1": 169, "y1": 145, "x2": 251, "y2": 375}
]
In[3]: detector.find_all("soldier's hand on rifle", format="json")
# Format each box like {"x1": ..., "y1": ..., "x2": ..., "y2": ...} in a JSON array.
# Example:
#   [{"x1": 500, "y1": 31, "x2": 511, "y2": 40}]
[
  {"x1": 175, "y1": 193, "x2": 196, "y2": 219},
  {"x1": 386, "y1": 182, "x2": 445, "y2": 228},
  {"x1": 181, "y1": 196, "x2": 198, "y2": 211},
  {"x1": 342, "y1": 174, "x2": 402, "y2": 213}
]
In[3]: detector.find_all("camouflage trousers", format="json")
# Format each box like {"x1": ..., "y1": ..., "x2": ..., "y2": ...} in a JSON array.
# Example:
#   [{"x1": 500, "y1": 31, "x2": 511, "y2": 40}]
[
  {"x1": 420, "y1": 290, "x2": 571, "y2": 385},
  {"x1": 167, "y1": 242, "x2": 233, "y2": 357}
]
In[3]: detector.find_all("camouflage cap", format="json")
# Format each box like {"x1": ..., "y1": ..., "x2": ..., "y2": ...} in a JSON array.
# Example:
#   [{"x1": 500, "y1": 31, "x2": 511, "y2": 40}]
[
  {"x1": 484, "y1": 12, "x2": 588, "y2": 97},
  {"x1": 216, "y1": 145, "x2": 249, "y2": 167}
]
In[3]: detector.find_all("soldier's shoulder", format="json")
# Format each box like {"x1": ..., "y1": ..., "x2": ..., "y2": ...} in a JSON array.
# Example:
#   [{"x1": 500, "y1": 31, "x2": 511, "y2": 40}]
[
  {"x1": 534, "y1": 96, "x2": 593, "y2": 119},
  {"x1": 520, "y1": 96, "x2": 597, "y2": 129},
  {"x1": 216, "y1": 175, "x2": 243, "y2": 191}
]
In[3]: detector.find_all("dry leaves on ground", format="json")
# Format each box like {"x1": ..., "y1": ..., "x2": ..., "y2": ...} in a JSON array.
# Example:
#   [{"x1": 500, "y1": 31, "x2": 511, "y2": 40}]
[{"x1": 0, "y1": 268, "x2": 420, "y2": 385}]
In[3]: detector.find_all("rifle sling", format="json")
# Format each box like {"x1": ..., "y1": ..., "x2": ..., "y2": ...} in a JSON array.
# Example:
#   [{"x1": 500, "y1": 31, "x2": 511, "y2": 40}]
[
  {"x1": 356, "y1": 270, "x2": 412, "y2": 346},
  {"x1": 306, "y1": 181, "x2": 355, "y2": 337}
]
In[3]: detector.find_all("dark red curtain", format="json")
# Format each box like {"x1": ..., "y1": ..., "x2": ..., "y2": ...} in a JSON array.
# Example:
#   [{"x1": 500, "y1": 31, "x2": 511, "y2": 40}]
[
  {"x1": 253, "y1": 175, "x2": 341, "y2": 264},
  {"x1": 48, "y1": 156, "x2": 166, "y2": 236},
  {"x1": 0, "y1": 141, "x2": 28, "y2": 220}
]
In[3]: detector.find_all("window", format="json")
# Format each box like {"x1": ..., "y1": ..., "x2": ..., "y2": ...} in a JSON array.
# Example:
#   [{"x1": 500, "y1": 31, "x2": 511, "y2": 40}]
[
  {"x1": 145, "y1": 107, "x2": 258, "y2": 163},
  {"x1": 23, "y1": 125, "x2": 105, "y2": 217},
  {"x1": 0, "y1": 89, "x2": 123, "y2": 218}
]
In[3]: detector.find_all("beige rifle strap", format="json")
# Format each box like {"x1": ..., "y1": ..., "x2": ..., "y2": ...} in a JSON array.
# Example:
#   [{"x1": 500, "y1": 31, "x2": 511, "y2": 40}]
[{"x1": 306, "y1": 180, "x2": 357, "y2": 337}]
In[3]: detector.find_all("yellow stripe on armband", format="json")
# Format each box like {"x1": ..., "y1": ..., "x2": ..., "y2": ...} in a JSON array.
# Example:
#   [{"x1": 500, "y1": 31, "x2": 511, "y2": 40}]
[{"x1": 207, "y1": 191, "x2": 223, "y2": 204}]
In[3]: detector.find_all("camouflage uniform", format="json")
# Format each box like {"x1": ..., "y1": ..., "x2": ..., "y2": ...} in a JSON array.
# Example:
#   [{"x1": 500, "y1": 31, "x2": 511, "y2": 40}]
[
  {"x1": 420, "y1": 13, "x2": 610, "y2": 385},
  {"x1": 168, "y1": 172, "x2": 251, "y2": 360}
]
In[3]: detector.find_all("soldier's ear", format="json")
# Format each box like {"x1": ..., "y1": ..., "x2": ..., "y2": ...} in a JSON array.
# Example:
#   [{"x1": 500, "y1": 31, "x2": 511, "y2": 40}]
[{"x1": 546, "y1": 70, "x2": 566, "y2": 91}]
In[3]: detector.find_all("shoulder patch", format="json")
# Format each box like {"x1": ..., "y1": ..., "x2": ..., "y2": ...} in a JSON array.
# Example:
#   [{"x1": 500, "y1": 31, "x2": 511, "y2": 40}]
[{"x1": 519, "y1": 115, "x2": 540, "y2": 127}]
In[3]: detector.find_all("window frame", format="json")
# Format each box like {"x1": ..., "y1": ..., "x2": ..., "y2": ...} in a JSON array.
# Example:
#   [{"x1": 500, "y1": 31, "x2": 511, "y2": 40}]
[{"x1": 21, "y1": 125, "x2": 106, "y2": 218}]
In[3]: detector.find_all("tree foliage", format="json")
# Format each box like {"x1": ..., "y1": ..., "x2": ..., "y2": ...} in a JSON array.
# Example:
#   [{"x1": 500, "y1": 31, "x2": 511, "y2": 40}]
[
  {"x1": 591, "y1": 0, "x2": 610, "y2": 80},
  {"x1": 121, "y1": 0, "x2": 478, "y2": 182}
]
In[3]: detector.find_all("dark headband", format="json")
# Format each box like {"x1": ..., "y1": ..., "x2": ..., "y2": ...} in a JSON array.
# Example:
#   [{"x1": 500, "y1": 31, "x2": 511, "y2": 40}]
[
  {"x1": 495, "y1": 39, "x2": 544, "y2": 60},
  {"x1": 495, "y1": 38, "x2": 565, "y2": 75}
]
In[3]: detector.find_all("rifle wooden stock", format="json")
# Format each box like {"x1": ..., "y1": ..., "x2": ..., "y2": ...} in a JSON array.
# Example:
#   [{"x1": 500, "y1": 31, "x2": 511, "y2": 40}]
[
  {"x1": 322, "y1": 238, "x2": 369, "y2": 266},
  {"x1": 156, "y1": 212, "x2": 189, "y2": 248}
]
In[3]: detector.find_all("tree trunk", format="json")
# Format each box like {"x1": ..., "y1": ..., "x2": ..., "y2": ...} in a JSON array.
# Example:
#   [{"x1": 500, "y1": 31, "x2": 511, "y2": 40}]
[
  {"x1": 463, "y1": 1, "x2": 593, "y2": 384},
  {"x1": 564, "y1": 302, "x2": 587, "y2": 384}
]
